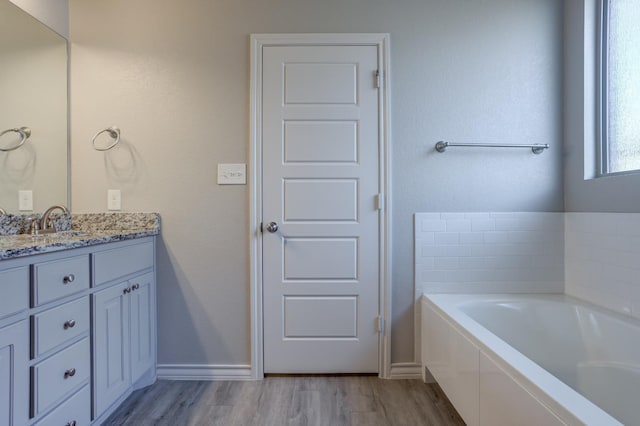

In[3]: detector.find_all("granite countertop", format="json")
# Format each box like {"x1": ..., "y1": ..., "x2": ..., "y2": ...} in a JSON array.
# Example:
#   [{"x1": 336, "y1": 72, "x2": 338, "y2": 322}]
[{"x1": 0, "y1": 213, "x2": 160, "y2": 260}]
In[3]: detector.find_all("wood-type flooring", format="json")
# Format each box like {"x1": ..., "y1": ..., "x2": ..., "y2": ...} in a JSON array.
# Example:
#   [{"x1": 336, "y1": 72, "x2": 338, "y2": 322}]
[{"x1": 104, "y1": 376, "x2": 465, "y2": 426}]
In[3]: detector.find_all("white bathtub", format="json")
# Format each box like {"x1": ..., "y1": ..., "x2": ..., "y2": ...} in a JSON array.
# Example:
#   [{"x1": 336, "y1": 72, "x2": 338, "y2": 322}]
[{"x1": 421, "y1": 294, "x2": 640, "y2": 425}]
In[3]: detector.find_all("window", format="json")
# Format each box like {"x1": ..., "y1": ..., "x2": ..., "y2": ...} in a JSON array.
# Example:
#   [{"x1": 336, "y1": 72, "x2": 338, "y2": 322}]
[{"x1": 600, "y1": 0, "x2": 640, "y2": 175}]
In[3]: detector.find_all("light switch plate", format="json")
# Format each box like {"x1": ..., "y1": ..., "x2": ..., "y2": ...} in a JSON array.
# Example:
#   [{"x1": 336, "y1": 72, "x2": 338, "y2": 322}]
[
  {"x1": 108, "y1": 189, "x2": 121, "y2": 210},
  {"x1": 18, "y1": 190, "x2": 33, "y2": 211},
  {"x1": 217, "y1": 163, "x2": 246, "y2": 185}
]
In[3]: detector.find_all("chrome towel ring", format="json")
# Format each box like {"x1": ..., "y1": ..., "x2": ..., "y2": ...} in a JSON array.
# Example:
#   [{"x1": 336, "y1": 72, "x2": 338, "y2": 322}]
[
  {"x1": 92, "y1": 126, "x2": 120, "y2": 151},
  {"x1": 0, "y1": 127, "x2": 31, "y2": 152}
]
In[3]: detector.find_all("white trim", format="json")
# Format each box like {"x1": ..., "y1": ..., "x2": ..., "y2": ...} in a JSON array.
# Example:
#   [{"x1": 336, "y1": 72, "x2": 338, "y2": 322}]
[
  {"x1": 379, "y1": 34, "x2": 392, "y2": 379},
  {"x1": 157, "y1": 364, "x2": 253, "y2": 381},
  {"x1": 389, "y1": 362, "x2": 423, "y2": 380},
  {"x1": 249, "y1": 33, "x2": 392, "y2": 379}
]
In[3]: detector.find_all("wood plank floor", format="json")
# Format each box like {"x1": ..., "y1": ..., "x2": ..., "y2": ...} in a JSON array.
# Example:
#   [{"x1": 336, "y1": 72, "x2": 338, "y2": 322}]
[{"x1": 104, "y1": 377, "x2": 465, "y2": 426}]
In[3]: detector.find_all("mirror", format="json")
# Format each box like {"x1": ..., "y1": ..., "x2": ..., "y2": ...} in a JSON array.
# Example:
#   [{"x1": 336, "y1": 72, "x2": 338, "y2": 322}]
[{"x1": 0, "y1": 0, "x2": 68, "y2": 213}]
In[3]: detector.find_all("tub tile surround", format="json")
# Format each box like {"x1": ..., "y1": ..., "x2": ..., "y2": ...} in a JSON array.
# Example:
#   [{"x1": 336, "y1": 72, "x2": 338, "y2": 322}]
[
  {"x1": 416, "y1": 211, "x2": 640, "y2": 318},
  {"x1": 565, "y1": 212, "x2": 640, "y2": 319},
  {"x1": 416, "y1": 212, "x2": 565, "y2": 294},
  {"x1": 0, "y1": 212, "x2": 160, "y2": 259}
]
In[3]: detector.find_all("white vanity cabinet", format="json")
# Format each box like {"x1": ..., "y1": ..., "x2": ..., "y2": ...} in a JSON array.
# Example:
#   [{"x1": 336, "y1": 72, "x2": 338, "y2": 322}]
[
  {"x1": 92, "y1": 241, "x2": 156, "y2": 421},
  {"x1": 0, "y1": 266, "x2": 30, "y2": 426},
  {"x1": 30, "y1": 255, "x2": 91, "y2": 423},
  {"x1": 0, "y1": 320, "x2": 29, "y2": 426},
  {"x1": 93, "y1": 282, "x2": 131, "y2": 418},
  {"x1": 0, "y1": 235, "x2": 156, "y2": 426},
  {"x1": 128, "y1": 271, "x2": 154, "y2": 383}
]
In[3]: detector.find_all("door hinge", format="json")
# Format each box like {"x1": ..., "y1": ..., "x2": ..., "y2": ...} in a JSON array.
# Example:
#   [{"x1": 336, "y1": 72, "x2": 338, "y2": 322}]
[
  {"x1": 375, "y1": 193, "x2": 384, "y2": 211},
  {"x1": 375, "y1": 70, "x2": 381, "y2": 89},
  {"x1": 376, "y1": 316, "x2": 385, "y2": 333}
]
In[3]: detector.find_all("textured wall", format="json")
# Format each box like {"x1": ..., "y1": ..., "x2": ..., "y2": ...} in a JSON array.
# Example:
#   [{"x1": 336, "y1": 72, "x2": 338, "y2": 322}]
[{"x1": 69, "y1": 0, "x2": 564, "y2": 368}]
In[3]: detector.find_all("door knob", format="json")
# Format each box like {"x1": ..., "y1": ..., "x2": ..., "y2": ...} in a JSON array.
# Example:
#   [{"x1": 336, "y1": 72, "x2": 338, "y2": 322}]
[{"x1": 265, "y1": 222, "x2": 279, "y2": 233}]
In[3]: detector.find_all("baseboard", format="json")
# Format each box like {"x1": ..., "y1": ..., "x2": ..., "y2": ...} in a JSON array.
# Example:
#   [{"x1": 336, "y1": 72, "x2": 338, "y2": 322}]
[
  {"x1": 389, "y1": 362, "x2": 422, "y2": 379},
  {"x1": 157, "y1": 364, "x2": 254, "y2": 381},
  {"x1": 158, "y1": 363, "x2": 420, "y2": 380}
]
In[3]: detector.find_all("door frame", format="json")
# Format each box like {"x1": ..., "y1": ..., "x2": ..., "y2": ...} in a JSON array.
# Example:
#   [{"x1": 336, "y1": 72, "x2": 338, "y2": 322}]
[{"x1": 249, "y1": 33, "x2": 391, "y2": 379}]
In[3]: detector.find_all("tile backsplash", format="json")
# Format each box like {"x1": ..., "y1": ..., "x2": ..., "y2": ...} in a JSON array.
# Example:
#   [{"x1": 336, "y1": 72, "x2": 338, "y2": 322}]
[
  {"x1": 565, "y1": 212, "x2": 640, "y2": 319},
  {"x1": 415, "y1": 212, "x2": 564, "y2": 294}
]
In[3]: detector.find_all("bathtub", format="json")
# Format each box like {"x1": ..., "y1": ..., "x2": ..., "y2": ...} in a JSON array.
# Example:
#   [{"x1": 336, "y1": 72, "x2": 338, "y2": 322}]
[{"x1": 421, "y1": 294, "x2": 640, "y2": 426}]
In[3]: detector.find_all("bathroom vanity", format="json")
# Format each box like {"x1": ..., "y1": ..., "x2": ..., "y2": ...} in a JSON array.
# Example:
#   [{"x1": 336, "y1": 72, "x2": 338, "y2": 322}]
[{"x1": 0, "y1": 215, "x2": 159, "y2": 426}]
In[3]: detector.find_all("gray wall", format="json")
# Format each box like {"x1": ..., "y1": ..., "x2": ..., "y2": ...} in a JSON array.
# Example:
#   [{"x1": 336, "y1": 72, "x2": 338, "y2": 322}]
[
  {"x1": 69, "y1": 0, "x2": 564, "y2": 368},
  {"x1": 9, "y1": 0, "x2": 68, "y2": 38},
  {"x1": 564, "y1": 0, "x2": 640, "y2": 213}
]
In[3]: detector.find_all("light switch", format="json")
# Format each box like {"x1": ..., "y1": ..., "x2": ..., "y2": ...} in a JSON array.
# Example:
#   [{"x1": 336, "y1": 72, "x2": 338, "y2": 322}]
[
  {"x1": 217, "y1": 163, "x2": 246, "y2": 185},
  {"x1": 18, "y1": 190, "x2": 33, "y2": 211},
  {"x1": 108, "y1": 189, "x2": 121, "y2": 210}
]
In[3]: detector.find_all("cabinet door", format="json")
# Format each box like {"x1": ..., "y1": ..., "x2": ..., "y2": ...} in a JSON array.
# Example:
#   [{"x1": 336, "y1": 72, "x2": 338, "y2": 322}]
[
  {"x1": 129, "y1": 272, "x2": 155, "y2": 383},
  {"x1": 93, "y1": 282, "x2": 131, "y2": 419},
  {"x1": 0, "y1": 320, "x2": 28, "y2": 426}
]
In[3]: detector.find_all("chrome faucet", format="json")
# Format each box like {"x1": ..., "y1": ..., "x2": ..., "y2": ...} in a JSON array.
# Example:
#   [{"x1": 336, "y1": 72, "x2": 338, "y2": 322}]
[{"x1": 39, "y1": 205, "x2": 69, "y2": 233}]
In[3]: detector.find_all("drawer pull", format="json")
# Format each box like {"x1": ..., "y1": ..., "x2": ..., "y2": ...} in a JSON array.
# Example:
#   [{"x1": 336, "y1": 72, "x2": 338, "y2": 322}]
[
  {"x1": 63, "y1": 274, "x2": 75, "y2": 284},
  {"x1": 64, "y1": 368, "x2": 76, "y2": 379},
  {"x1": 63, "y1": 319, "x2": 76, "y2": 330},
  {"x1": 123, "y1": 287, "x2": 131, "y2": 295},
  {"x1": 132, "y1": 283, "x2": 140, "y2": 291},
  {"x1": 66, "y1": 421, "x2": 77, "y2": 426}
]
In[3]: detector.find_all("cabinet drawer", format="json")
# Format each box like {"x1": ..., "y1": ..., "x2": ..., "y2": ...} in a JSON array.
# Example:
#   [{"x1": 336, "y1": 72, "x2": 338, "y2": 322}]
[
  {"x1": 32, "y1": 255, "x2": 90, "y2": 306},
  {"x1": 0, "y1": 267, "x2": 28, "y2": 319},
  {"x1": 32, "y1": 337, "x2": 90, "y2": 418},
  {"x1": 33, "y1": 384, "x2": 90, "y2": 426},
  {"x1": 93, "y1": 241, "x2": 154, "y2": 286},
  {"x1": 32, "y1": 296, "x2": 89, "y2": 358}
]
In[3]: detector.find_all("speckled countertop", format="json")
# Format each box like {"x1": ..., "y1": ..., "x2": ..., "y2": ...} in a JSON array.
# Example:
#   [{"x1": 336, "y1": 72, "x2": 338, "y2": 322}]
[{"x1": 0, "y1": 213, "x2": 160, "y2": 260}]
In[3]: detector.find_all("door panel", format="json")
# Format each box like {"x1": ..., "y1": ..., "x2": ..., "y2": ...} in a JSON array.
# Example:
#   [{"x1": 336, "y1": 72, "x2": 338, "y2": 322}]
[
  {"x1": 263, "y1": 44, "x2": 380, "y2": 373},
  {"x1": 283, "y1": 179, "x2": 358, "y2": 222},
  {"x1": 283, "y1": 237, "x2": 358, "y2": 281},
  {"x1": 284, "y1": 296, "x2": 358, "y2": 337},
  {"x1": 284, "y1": 63, "x2": 357, "y2": 104},
  {"x1": 284, "y1": 121, "x2": 358, "y2": 163}
]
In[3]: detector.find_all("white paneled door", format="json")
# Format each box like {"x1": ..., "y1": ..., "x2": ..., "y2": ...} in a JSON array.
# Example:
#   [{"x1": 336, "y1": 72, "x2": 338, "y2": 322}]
[{"x1": 262, "y1": 43, "x2": 382, "y2": 373}]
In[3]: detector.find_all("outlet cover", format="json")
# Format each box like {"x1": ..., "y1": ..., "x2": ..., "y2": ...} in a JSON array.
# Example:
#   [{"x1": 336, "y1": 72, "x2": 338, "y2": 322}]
[
  {"x1": 217, "y1": 163, "x2": 246, "y2": 185},
  {"x1": 18, "y1": 190, "x2": 33, "y2": 211},
  {"x1": 108, "y1": 189, "x2": 121, "y2": 210}
]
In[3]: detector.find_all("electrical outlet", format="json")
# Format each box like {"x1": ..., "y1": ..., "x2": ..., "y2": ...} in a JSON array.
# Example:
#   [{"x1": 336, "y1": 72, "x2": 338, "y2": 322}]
[
  {"x1": 18, "y1": 190, "x2": 33, "y2": 211},
  {"x1": 108, "y1": 189, "x2": 121, "y2": 210},
  {"x1": 217, "y1": 163, "x2": 246, "y2": 185}
]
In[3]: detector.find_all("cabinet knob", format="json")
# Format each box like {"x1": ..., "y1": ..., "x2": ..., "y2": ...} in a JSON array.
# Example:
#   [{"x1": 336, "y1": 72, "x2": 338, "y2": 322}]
[
  {"x1": 63, "y1": 319, "x2": 76, "y2": 330},
  {"x1": 66, "y1": 421, "x2": 77, "y2": 426},
  {"x1": 63, "y1": 274, "x2": 75, "y2": 284},
  {"x1": 132, "y1": 283, "x2": 140, "y2": 291},
  {"x1": 123, "y1": 287, "x2": 131, "y2": 295},
  {"x1": 64, "y1": 368, "x2": 76, "y2": 379}
]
